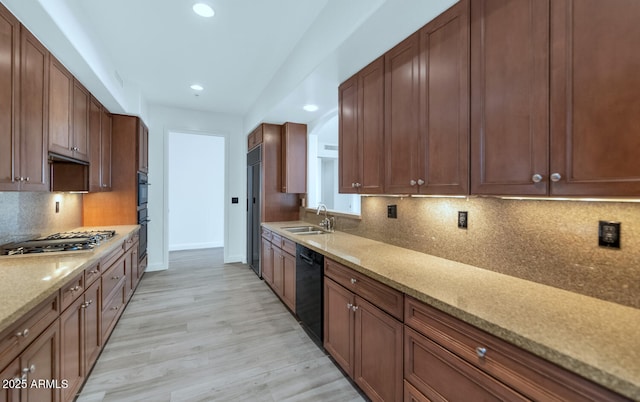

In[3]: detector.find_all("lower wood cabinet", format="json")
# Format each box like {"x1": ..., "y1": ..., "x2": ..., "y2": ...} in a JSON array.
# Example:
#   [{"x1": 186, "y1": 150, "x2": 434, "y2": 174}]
[
  {"x1": 323, "y1": 259, "x2": 403, "y2": 402},
  {"x1": 261, "y1": 232, "x2": 296, "y2": 313}
]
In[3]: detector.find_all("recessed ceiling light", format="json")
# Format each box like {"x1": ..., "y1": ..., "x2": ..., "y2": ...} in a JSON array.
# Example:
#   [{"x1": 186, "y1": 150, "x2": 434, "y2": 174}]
[
  {"x1": 190, "y1": 84, "x2": 204, "y2": 91},
  {"x1": 193, "y1": 3, "x2": 215, "y2": 18},
  {"x1": 303, "y1": 104, "x2": 319, "y2": 112}
]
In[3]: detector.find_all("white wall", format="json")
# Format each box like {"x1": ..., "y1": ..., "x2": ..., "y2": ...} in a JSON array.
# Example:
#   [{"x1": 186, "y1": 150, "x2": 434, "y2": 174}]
[
  {"x1": 168, "y1": 133, "x2": 225, "y2": 251},
  {"x1": 146, "y1": 104, "x2": 245, "y2": 271}
]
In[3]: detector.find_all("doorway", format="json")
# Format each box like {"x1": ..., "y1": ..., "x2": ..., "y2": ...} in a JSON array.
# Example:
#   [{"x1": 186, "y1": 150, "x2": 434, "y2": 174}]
[{"x1": 167, "y1": 132, "x2": 225, "y2": 252}]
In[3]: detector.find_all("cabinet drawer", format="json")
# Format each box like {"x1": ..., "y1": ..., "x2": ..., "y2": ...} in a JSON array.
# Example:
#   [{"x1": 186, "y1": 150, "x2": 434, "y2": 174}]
[
  {"x1": 404, "y1": 296, "x2": 629, "y2": 402},
  {"x1": 60, "y1": 273, "x2": 85, "y2": 311},
  {"x1": 123, "y1": 233, "x2": 137, "y2": 251},
  {"x1": 84, "y1": 261, "x2": 102, "y2": 286},
  {"x1": 101, "y1": 245, "x2": 124, "y2": 270},
  {"x1": 261, "y1": 228, "x2": 272, "y2": 241},
  {"x1": 324, "y1": 258, "x2": 403, "y2": 320},
  {"x1": 404, "y1": 325, "x2": 528, "y2": 401},
  {"x1": 281, "y1": 237, "x2": 296, "y2": 255},
  {"x1": 102, "y1": 255, "x2": 126, "y2": 304},
  {"x1": 272, "y1": 233, "x2": 282, "y2": 248},
  {"x1": 102, "y1": 281, "x2": 125, "y2": 340},
  {"x1": 0, "y1": 293, "x2": 59, "y2": 369}
]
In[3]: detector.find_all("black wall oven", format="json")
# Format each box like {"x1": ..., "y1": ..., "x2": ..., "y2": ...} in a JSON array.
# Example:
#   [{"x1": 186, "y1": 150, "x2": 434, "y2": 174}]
[{"x1": 137, "y1": 172, "x2": 149, "y2": 260}]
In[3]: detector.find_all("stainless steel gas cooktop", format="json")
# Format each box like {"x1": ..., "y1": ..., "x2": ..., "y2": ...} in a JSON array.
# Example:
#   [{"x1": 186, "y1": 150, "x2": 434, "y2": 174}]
[{"x1": 0, "y1": 230, "x2": 116, "y2": 256}]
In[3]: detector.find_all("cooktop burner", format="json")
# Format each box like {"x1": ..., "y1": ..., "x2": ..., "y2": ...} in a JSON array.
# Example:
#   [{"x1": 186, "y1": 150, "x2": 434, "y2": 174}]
[{"x1": 1, "y1": 230, "x2": 116, "y2": 256}]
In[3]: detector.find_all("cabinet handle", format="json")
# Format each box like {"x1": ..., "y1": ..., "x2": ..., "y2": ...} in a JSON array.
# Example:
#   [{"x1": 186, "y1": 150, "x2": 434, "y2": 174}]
[
  {"x1": 347, "y1": 303, "x2": 353, "y2": 310},
  {"x1": 111, "y1": 306, "x2": 119, "y2": 311},
  {"x1": 410, "y1": 180, "x2": 417, "y2": 186},
  {"x1": 24, "y1": 177, "x2": 29, "y2": 182},
  {"x1": 417, "y1": 179, "x2": 425, "y2": 186},
  {"x1": 68, "y1": 285, "x2": 81, "y2": 292},
  {"x1": 81, "y1": 300, "x2": 93, "y2": 308},
  {"x1": 350, "y1": 278, "x2": 357, "y2": 284},
  {"x1": 112, "y1": 276, "x2": 120, "y2": 280},
  {"x1": 15, "y1": 328, "x2": 29, "y2": 338},
  {"x1": 531, "y1": 174, "x2": 543, "y2": 183},
  {"x1": 22, "y1": 364, "x2": 36, "y2": 375},
  {"x1": 89, "y1": 270, "x2": 99, "y2": 275},
  {"x1": 550, "y1": 173, "x2": 562, "y2": 182},
  {"x1": 356, "y1": 183, "x2": 362, "y2": 188},
  {"x1": 476, "y1": 346, "x2": 487, "y2": 358},
  {"x1": 351, "y1": 183, "x2": 356, "y2": 188},
  {"x1": 351, "y1": 305, "x2": 359, "y2": 312}
]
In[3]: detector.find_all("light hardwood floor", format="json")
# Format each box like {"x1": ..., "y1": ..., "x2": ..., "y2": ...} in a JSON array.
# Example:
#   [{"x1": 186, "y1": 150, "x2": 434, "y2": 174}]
[{"x1": 77, "y1": 248, "x2": 365, "y2": 402}]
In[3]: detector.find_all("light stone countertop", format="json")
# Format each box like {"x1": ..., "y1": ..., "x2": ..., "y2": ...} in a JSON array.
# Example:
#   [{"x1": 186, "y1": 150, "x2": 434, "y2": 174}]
[
  {"x1": 0, "y1": 225, "x2": 139, "y2": 335},
  {"x1": 264, "y1": 221, "x2": 640, "y2": 400}
]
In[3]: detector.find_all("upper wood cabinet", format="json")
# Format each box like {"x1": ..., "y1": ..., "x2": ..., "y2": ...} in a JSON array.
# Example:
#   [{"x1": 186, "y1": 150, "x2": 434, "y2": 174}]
[
  {"x1": 88, "y1": 96, "x2": 111, "y2": 192},
  {"x1": 418, "y1": 0, "x2": 470, "y2": 195},
  {"x1": 0, "y1": 16, "x2": 49, "y2": 192},
  {"x1": 281, "y1": 122, "x2": 306, "y2": 193},
  {"x1": 137, "y1": 119, "x2": 148, "y2": 173},
  {"x1": 549, "y1": 0, "x2": 640, "y2": 196},
  {"x1": 470, "y1": 0, "x2": 550, "y2": 196},
  {"x1": 48, "y1": 57, "x2": 74, "y2": 157},
  {"x1": 472, "y1": 0, "x2": 640, "y2": 197},
  {"x1": 339, "y1": 57, "x2": 385, "y2": 194},
  {"x1": 384, "y1": 33, "x2": 420, "y2": 194},
  {"x1": 71, "y1": 79, "x2": 90, "y2": 161},
  {"x1": 381, "y1": 0, "x2": 469, "y2": 196}
]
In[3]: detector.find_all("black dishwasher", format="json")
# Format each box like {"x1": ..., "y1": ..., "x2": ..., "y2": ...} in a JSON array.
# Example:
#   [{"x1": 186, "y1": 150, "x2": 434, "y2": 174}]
[{"x1": 296, "y1": 244, "x2": 324, "y2": 348}]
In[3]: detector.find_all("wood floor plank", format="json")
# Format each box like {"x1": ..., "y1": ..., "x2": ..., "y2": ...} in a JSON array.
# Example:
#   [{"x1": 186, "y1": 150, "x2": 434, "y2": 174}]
[{"x1": 77, "y1": 248, "x2": 364, "y2": 402}]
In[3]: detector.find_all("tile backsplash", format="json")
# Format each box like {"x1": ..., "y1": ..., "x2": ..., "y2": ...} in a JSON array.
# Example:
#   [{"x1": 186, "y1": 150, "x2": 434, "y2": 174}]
[
  {"x1": 0, "y1": 192, "x2": 82, "y2": 244},
  {"x1": 304, "y1": 196, "x2": 640, "y2": 309}
]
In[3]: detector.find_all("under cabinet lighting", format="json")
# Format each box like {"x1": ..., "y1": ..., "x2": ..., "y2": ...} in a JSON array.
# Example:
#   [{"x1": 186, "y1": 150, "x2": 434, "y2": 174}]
[{"x1": 193, "y1": 3, "x2": 215, "y2": 18}]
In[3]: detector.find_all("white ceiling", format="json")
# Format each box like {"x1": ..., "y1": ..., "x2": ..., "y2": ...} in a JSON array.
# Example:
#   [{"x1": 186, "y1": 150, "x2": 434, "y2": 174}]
[{"x1": 2, "y1": 0, "x2": 457, "y2": 132}]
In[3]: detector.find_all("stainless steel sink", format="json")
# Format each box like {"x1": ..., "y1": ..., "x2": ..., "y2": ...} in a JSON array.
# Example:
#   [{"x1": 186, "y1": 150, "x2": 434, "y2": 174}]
[{"x1": 283, "y1": 226, "x2": 326, "y2": 235}]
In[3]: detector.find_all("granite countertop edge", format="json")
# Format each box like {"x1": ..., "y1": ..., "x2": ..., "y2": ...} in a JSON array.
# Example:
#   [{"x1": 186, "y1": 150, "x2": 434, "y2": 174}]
[
  {"x1": 263, "y1": 221, "x2": 640, "y2": 400},
  {"x1": 0, "y1": 225, "x2": 140, "y2": 335}
]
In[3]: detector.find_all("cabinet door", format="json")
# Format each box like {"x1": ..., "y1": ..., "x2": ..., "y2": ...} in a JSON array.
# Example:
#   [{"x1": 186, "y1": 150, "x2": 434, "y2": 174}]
[
  {"x1": 338, "y1": 75, "x2": 359, "y2": 194},
  {"x1": 282, "y1": 251, "x2": 296, "y2": 313},
  {"x1": 88, "y1": 97, "x2": 102, "y2": 192},
  {"x1": 60, "y1": 297, "x2": 84, "y2": 401},
  {"x1": 0, "y1": 4, "x2": 19, "y2": 191},
  {"x1": 470, "y1": 0, "x2": 549, "y2": 196},
  {"x1": 550, "y1": 0, "x2": 640, "y2": 196},
  {"x1": 100, "y1": 107, "x2": 112, "y2": 190},
  {"x1": 48, "y1": 57, "x2": 73, "y2": 158},
  {"x1": 281, "y1": 122, "x2": 306, "y2": 194},
  {"x1": 84, "y1": 279, "x2": 101, "y2": 372},
  {"x1": 0, "y1": 358, "x2": 21, "y2": 402},
  {"x1": 359, "y1": 57, "x2": 385, "y2": 194},
  {"x1": 261, "y1": 238, "x2": 274, "y2": 286},
  {"x1": 20, "y1": 321, "x2": 60, "y2": 402},
  {"x1": 419, "y1": 0, "x2": 470, "y2": 195},
  {"x1": 385, "y1": 33, "x2": 420, "y2": 194},
  {"x1": 354, "y1": 296, "x2": 403, "y2": 402},
  {"x1": 19, "y1": 28, "x2": 49, "y2": 192},
  {"x1": 137, "y1": 119, "x2": 148, "y2": 173},
  {"x1": 272, "y1": 246, "x2": 284, "y2": 296},
  {"x1": 323, "y1": 278, "x2": 354, "y2": 377},
  {"x1": 72, "y1": 80, "x2": 90, "y2": 161}
]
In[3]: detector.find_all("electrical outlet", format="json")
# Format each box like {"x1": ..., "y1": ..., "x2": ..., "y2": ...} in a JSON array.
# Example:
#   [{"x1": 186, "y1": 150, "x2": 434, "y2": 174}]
[
  {"x1": 387, "y1": 204, "x2": 397, "y2": 219},
  {"x1": 598, "y1": 221, "x2": 621, "y2": 249},
  {"x1": 458, "y1": 211, "x2": 468, "y2": 229}
]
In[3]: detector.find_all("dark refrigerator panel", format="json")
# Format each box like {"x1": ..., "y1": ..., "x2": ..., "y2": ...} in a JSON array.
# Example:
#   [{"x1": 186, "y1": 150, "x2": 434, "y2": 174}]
[{"x1": 247, "y1": 146, "x2": 261, "y2": 276}]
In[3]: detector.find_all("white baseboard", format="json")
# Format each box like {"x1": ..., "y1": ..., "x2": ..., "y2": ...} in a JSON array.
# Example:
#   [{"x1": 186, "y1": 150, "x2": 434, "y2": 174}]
[
  {"x1": 168, "y1": 241, "x2": 223, "y2": 251},
  {"x1": 224, "y1": 253, "x2": 245, "y2": 264},
  {"x1": 145, "y1": 261, "x2": 167, "y2": 272}
]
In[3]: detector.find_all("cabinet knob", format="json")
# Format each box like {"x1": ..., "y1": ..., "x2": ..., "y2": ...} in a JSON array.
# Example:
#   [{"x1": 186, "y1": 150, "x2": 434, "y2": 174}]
[
  {"x1": 410, "y1": 180, "x2": 417, "y2": 186},
  {"x1": 476, "y1": 346, "x2": 487, "y2": 358},
  {"x1": 351, "y1": 183, "x2": 356, "y2": 188},
  {"x1": 532, "y1": 174, "x2": 543, "y2": 183},
  {"x1": 356, "y1": 183, "x2": 362, "y2": 188},
  {"x1": 112, "y1": 276, "x2": 120, "y2": 280},
  {"x1": 417, "y1": 179, "x2": 425, "y2": 186},
  {"x1": 351, "y1": 305, "x2": 359, "y2": 312},
  {"x1": 111, "y1": 306, "x2": 119, "y2": 311},
  {"x1": 15, "y1": 328, "x2": 29, "y2": 338},
  {"x1": 347, "y1": 303, "x2": 353, "y2": 310},
  {"x1": 350, "y1": 278, "x2": 357, "y2": 284},
  {"x1": 22, "y1": 364, "x2": 36, "y2": 374},
  {"x1": 24, "y1": 177, "x2": 29, "y2": 182},
  {"x1": 550, "y1": 173, "x2": 562, "y2": 182}
]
